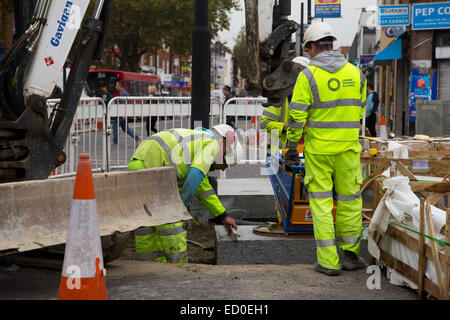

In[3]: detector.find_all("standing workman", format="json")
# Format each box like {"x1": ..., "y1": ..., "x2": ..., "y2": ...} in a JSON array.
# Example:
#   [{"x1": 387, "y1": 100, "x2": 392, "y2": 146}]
[
  {"x1": 285, "y1": 22, "x2": 367, "y2": 276},
  {"x1": 260, "y1": 56, "x2": 310, "y2": 154},
  {"x1": 128, "y1": 124, "x2": 241, "y2": 263}
]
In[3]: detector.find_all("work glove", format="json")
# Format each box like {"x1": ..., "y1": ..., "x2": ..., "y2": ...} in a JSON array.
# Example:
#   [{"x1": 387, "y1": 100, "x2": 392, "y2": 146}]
[
  {"x1": 179, "y1": 167, "x2": 205, "y2": 208},
  {"x1": 209, "y1": 212, "x2": 237, "y2": 235},
  {"x1": 284, "y1": 149, "x2": 300, "y2": 166}
]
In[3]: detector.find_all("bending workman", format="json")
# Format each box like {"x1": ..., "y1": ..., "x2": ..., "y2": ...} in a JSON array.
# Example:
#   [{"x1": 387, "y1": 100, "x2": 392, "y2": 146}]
[{"x1": 128, "y1": 124, "x2": 241, "y2": 263}]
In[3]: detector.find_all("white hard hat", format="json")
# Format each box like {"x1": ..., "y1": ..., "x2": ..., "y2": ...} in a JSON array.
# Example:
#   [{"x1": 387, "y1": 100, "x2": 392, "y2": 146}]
[
  {"x1": 211, "y1": 124, "x2": 244, "y2": 166},
  {"x1": 292, "y1": 56, "x2": 310, "y2": 68},
  {"x1": 212, "y1": 124, "x2": 234, "y2": 138},
  {"x1": 302, "y1": 21, "x2": 337, "y2": 50}
]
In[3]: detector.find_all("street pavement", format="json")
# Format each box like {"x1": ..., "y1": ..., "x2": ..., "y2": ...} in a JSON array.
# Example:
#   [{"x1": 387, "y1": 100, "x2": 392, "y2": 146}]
[{"x1": 0, "y1": 260, "x2": 418, "y2": 301}]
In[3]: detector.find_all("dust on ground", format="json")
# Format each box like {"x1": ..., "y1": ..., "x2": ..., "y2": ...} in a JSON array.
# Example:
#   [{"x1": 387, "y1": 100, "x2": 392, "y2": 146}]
[{"x1": 186, "y1": 224, "x2": 216, "y2": 264}]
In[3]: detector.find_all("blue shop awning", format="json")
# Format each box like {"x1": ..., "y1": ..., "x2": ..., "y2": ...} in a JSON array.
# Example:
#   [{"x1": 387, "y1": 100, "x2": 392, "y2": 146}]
[{"x1": 374, "y1": 38, "x2": 402, "y2": 61}]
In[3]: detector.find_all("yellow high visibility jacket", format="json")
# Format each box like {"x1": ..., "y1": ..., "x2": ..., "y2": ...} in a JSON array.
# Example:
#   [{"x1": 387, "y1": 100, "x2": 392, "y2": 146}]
[
  {"x1": 129, "y1": 128, "x2": 226, "y2": 216},
  {"x1": 286, "y1": 51, "x2": 367, "y2": 154},
  {"x1": 260, "y1": 98, "x2": 289, "y2": 153}
]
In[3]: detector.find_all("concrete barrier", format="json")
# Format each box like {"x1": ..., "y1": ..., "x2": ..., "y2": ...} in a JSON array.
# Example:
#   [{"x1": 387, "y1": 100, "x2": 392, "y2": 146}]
[{"x1": 0, "y1": 166, "x2": 191, "y2": 254}]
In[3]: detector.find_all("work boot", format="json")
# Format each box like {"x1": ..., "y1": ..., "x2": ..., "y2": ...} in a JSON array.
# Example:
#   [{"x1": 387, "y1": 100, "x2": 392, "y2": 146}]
[
  {"x1": 284, "y1": 149, "x2": 300, "y2": 166},
  {"x1": 341, "y1": 251, "x2": 366, "y2": 271},
  {"x1": 314, "y1": 263, "x2": 341, "y2": 276}
]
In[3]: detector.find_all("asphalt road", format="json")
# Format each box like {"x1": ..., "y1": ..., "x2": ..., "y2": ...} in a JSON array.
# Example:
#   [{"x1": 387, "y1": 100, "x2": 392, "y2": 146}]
[{"x1": 0, "y1": 260, "x2": 418, "y2": 301}]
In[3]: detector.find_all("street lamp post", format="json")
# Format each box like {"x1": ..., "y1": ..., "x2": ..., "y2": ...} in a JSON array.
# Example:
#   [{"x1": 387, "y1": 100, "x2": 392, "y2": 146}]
[{"x1": 191, "y1": 0, "x2": 211, "y2": 129}]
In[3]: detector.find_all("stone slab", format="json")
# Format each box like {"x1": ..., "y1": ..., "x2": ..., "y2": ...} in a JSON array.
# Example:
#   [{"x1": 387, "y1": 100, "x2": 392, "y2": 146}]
[
  {"x1": 215, "y1": 226, "x2": 369, "y2": 265},
  {"x1": 217, "y1": 178, "x2": 273, "y2": 196}
]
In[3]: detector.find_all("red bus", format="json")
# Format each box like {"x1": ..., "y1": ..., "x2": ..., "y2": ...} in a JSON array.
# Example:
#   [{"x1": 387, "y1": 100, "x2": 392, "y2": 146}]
[{"x1": 87, "y1": 69, "x2": 161, "y2": 97}]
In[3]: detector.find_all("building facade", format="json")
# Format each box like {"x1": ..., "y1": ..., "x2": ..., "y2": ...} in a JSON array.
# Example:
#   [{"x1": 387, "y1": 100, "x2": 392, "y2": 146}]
[
  {"x1": 140, "y1": 47, "x2": 192, "y2": 97},
  {"x1": 374, "y1": 0, "x2": 450, "y2": 136}
]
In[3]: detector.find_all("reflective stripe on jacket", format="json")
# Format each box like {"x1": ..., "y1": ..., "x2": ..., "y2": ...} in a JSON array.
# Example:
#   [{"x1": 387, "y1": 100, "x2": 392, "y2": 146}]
[
  {"x1": 260, "y1": 98, "x2": 289, "y2": 153},
  {"x1": 287, "y1": 54, "x2": 367, "y2": 154}
]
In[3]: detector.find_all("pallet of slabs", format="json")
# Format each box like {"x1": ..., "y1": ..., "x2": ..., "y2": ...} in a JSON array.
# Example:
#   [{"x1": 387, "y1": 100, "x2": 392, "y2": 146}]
[
  {"x1": 361, "y1": 147, "x2": 450, "y2": 299},
  {"x1": 370, "y1": 182, "x2": 449, "y2": 300},
  {"x1": 363, "y1": 137, "x2": 450, "y2": 153},
  {"x1": 360, "y1": 147, "x2": 450, "y2": 213}
]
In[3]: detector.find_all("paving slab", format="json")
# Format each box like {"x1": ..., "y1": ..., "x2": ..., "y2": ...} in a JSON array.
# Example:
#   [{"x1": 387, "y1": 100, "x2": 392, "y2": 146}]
[
  {"x1": 215, "y1": 226, "x2": 369, "y2": 265},
  {"x1": 218, "y1": 178, "x2": 276, "y2": 221}
]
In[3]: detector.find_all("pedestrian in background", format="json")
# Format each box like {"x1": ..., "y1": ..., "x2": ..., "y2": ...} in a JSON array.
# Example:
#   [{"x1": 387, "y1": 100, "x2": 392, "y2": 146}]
[
  {"x1": 365, "y1": 85, "x2": 378, "y2": 137},
  {"x1": 145, "y1": 85, "x2": 158, "y2": 136},
  {"x1": 99, "y1": 86, "x2": 112, "y2": 105},
  {"x1": 223, "y1": 85, "x2": 236, "y2": 129},
  {"x1": 111, "y1": 81, "x2": 141, "y2": 146}
]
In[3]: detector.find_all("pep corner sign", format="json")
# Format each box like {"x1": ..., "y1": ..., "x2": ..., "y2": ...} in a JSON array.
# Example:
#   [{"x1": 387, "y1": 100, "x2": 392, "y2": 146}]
[
  {"x1": 412, "y1": 2, "x2": 450, "y2": 30},
  {"x1": 378, "y1": 4, "x2": 411, "y2": 27}
]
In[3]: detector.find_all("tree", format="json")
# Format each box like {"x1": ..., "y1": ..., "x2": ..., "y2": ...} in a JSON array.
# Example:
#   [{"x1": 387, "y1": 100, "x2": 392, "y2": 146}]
[
  {"x1": 106, "y1": 0, "x2": 240, "y2": 72},
  {"x1": 0, "y1": 0, "x2": 13, "y2": 40},
  {"x1": 232, "y1": 26, "x2": 248, "y2": 81}
]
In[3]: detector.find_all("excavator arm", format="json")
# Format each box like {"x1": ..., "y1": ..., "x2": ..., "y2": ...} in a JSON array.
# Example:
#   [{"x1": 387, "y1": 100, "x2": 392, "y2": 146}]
[
  {"x1": 245, "y1": 0, "x2": 304, "y2": 107},
  {"x1": 0, "y1": 0, "x2": 114, "y2": 183}
]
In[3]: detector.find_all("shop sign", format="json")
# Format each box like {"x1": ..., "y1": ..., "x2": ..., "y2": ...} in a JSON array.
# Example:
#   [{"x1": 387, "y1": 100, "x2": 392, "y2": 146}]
[
  {"x1": 379, "y1": 5, "x2": 411, "y2": 27},
  {"x1": 315, "y1": 0, "x2": 341, "y2": 18},
  {"x1": 412, "y1": 2, "x2": 450, "y2": 30}
]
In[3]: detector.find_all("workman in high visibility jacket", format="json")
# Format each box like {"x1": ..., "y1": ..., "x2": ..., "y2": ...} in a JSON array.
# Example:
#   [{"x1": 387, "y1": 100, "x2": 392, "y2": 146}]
[
  {"x1": 285, "y1": 22, "x2": 367, "y2": 276},
  {"x1": 128, "y1": 124, "x2": 242, "y2": 263},
  {"x1": 260, "y1": 56, "x2": 310, "y2": 155}
]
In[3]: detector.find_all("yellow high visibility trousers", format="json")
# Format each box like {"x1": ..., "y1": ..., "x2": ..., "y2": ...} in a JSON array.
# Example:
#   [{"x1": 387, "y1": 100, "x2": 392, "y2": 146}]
[
  {"x1": 304, "y1": 150, "x2": 363, "y2": 270},
  {"x1": 134, "y1": 222, "x2": 188, "y2": 263},
  {"x1": 129, "y1": 158, "x2": 188, "y2": 263}
]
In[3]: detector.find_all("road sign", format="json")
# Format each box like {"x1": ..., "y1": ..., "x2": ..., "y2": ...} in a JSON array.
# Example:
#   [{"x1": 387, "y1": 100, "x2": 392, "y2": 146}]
[
  {"x1": 378, "y1": 5, "x2": 410, "y2": 27},
  {"x1": 315, "y1": 0, "x2": 341, "y2": 19},
  {"x1": 412, "y1": 2, "x2": 450, "y2": 30}
]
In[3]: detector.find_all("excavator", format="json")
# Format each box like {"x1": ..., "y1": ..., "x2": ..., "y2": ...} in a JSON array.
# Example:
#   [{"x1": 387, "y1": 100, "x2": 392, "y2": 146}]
[
  {"x1": 0, "y1": 0, "x2": 113, "y2": 183},
  {"x1": 0, "y1": 0, "x2": 305, "y2": 257}
]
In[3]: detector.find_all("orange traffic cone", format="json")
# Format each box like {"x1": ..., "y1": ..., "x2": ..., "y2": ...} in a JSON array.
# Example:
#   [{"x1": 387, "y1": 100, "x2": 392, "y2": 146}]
[
  {"x1": 58, "y1": 153, "x2": 107, "y2": 300},
  {"x1": 379, "y1": 115, "x2": 387, "y2": 138}
]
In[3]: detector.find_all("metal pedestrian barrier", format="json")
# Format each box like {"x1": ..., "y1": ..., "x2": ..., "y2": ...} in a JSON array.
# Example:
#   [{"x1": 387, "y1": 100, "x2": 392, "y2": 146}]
[
  {"x1": 47, "y1": 97, "x2": 107, "y2": 178},
  {"x1": 47, "y1": 96, "x2": 223, "y2": 177},
  {"x1": 219, "y1": 97, "x2": 268, "y2": 178},
  {"x1": 107, "y1": 96, "x2": 222, "y2": 171},
  {"x1": 46, "y1": 96, "x2": 271, "y2": 178}
]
